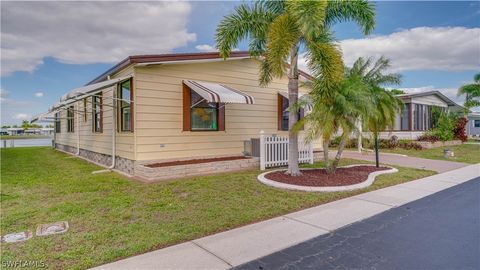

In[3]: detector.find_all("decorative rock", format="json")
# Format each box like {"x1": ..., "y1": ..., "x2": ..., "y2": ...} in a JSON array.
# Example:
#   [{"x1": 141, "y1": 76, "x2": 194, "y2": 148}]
[
  {"x1": 1, "y1": 230, "x2": 33, "y2": 243},
  {"x1": 36, "y1": 221, "x2": 69, "y2": 236},
  {"x1": 443, "y1": 149, "x2": 454, "y2": 158}
]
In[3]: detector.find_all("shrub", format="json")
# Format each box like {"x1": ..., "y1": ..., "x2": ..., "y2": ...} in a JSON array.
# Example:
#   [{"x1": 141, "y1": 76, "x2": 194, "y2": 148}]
[
  {"x1": 417, "y1": 132, "x2": 440, "y2": 143},
  {"x1": 431, "y1": 113, "x2": 454, "y2": 141},
  {"x1": 378, "y1": 136, "x2": 399, "y2": 149},
  {"x1": 398, "y1": 140, "x2": 423, "y2": 150},
  {"x1": 329, "y1": 136, "x2": 342, "y2": 147},
  {"x1": 453, "y1": 117, "x2": 468, "y2": 142}
]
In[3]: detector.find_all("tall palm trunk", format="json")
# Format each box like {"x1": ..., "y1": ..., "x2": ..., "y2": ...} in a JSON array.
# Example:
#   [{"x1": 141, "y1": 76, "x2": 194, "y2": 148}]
[
  {"x1": 374, "y1": 132, "x2": 379, "y2": 167},
  {"x1": 330, "y1": 132, "x2": 348, "y2": 174},
  {"x1": 323, "y1": 139, "x2": 331, "y2": 173},
  {"x1": 287, "y1": 45, "x2": 301, "y2": 176}
]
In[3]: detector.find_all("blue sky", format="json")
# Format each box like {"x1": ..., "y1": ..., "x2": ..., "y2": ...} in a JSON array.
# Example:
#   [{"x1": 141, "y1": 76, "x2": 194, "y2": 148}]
[{"x1": 1, "y1": 1, "x2": 479, "y2": 125}]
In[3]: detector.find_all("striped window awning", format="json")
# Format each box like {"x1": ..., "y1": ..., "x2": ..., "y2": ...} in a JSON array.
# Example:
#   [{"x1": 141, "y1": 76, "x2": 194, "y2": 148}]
[
  {"x1": 279, "y1": 91, "x2": 313, "y2": 112},
  {"x1": 183, "y1": 80, "x2": 255, "y2": 104}
]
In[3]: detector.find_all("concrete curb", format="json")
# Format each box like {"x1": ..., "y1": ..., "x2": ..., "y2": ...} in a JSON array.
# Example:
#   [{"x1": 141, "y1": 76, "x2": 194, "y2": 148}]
[{"x1": 257, "y1": 164, "x2": 398, "y2": 192}]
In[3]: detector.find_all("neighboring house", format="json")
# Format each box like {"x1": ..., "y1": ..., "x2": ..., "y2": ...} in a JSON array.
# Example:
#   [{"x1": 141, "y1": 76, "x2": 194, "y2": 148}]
[
  {"x1": 467, "y1": 112, "x2": 480, "y2": 137},
  {"x1": 377, "y1": 91, "x2": 462, "y2": 140},
  {"x1": 24, "y1": 128, "x2": 54, "y2": 136},
  {"x1": 34, "y1": 52, "x2": 318, "y2": 176},
  {"x1": 6, "y1": 128, "x2": 24, "y2": 135}
]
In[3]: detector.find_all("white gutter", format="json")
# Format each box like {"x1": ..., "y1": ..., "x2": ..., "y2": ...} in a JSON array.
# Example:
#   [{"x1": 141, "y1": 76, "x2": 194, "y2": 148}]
[
  {"x1": 76, "y1": 105, "x2": 80, "y2": 155},
  {"x1": 134, "y1": 57, "x2": 251, "y2": 67},
  {"x1": 108, "y1": 79, "x2": 116, "y2": 170}
]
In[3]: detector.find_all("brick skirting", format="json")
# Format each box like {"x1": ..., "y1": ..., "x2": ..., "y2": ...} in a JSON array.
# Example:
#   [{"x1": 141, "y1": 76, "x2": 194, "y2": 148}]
[
  {"x1": 135, "y1": 157, "x2": 260, "y2": 182},
  {"x1": 55, "y1": 143, "x2": 134, "y2": 175}
]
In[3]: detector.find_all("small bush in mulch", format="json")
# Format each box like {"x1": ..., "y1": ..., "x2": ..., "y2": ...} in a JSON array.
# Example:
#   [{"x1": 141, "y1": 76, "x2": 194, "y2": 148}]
[
  {"x1": 417, "y1": 133, "x2": 440, "y2": 143},
  {"x1": 264, "y1": 166, "x2": 390, "y2": 187},
  {"x1": 398, "y1": 140, "x2": 423, "y2": 150}
]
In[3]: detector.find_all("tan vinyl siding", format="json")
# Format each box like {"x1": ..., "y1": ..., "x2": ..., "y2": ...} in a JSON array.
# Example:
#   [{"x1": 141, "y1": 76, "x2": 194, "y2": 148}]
[
  {"x1": 55, "y1": 68, "x2": 135, "y2": 160},
  {"x1": 134, "y1": 58, "x2": 321, "y2": 161}
]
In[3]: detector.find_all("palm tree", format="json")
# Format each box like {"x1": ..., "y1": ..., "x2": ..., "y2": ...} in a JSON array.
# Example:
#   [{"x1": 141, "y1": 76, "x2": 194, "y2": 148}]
[
  {"x1": 348, "y1": 56, "x2": 402, "y2": 167},
  {"x1": 216, "y1": 0, "x2": 375, "y2": 176},
  {"x1": 458, "y1": 73, "x2": 480, "y2": 110},
  {"x1": 303, "y1": 75, "x2": 372, "y2": 174},
  {"x1": 366, "y1": 87, "x2": 401, "y2": 167}
]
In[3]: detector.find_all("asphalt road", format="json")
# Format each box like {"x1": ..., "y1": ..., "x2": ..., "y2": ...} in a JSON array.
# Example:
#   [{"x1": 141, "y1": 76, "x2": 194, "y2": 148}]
[{"x1": 235, "y1": 177, "x2": 480, "y2": 270}]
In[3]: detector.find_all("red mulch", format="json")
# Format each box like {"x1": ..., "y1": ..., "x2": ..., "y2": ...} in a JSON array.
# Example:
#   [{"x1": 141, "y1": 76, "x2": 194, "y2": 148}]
[
  {"x1": 146, "y1": 156, "x2": 250, "y2": 168},
  {"x1": 265, "y1": 166, "x2": 390, "y2": 187}
]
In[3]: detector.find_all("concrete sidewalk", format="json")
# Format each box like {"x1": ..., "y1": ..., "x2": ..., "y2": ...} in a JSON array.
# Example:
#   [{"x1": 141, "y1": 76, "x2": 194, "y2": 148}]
[
  {"x1": 91, "y1": 164, "x2": 479, "y2": 270},
  {"x1": 333, "y1": 151, "x2": 468, "y2": 173}
]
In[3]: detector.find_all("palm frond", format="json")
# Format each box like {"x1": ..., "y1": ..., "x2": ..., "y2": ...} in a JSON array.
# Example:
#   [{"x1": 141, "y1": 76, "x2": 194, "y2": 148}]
[
  {"x1": 474, "y1": 73, "x2": 480, "y2": 83},
  {"x1": 325, "y1": 0, "x2": 376, "y2": 35},
  {"x1": 263, "y1": 13, "x2": 301, "y2": 80},
  {"x1": 285, "y1": 0, "x2": 328, "y2": 39},
  {"x1": 306, "y1": 36, "x2": 344, "y2": 99},
  {"x1": 215, "y1": 3, "x2": 273, "y2": 58}
]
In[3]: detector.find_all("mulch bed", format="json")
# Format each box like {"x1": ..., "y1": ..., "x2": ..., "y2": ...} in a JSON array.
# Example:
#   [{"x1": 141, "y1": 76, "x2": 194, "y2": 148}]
[
  {"x1": 146, "y1": 156, "x2": 250, "y2": 168},
  {"x1": 265, "y1": 165, "x2": 390, "y2": 187}
]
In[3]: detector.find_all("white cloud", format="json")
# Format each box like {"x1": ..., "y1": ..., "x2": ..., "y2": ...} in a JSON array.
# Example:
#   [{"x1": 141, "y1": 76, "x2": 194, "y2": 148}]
[
  {"x1": 34, "y1": 92, "x2": 44, "y2": 98},
  {"x1": 14, "y1": 113, "x2": 30, "y2": 120},
  {"x1": 195, "y1": 44, "x2": 241, "y2": 53},
  {"x1": 1, "y1": 2, "x2": 196, "y2": 76},
  {"x1": 195, "y1": 44, "x2": 217, "y2": 52},
  {"x1": 340, "y1": 27, "x2": 480, "y2": 72},
  {"x1": 0, "y1": 88, "x2": 9, "y2": 103}
]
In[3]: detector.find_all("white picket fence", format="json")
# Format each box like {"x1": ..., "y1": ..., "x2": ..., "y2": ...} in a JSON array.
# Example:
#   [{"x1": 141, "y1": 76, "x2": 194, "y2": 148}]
[{"x1": 259, "y1": 130, "x2": 313, "y2": 170}]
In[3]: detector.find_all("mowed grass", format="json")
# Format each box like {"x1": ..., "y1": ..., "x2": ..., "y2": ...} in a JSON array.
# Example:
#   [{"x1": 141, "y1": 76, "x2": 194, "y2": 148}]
[
  {"x1": 1, "y1": 147, "x2": 435, "y2": 269},
  {"x1": 383, "y1": 143, "x2": 480, "y2": 164}
]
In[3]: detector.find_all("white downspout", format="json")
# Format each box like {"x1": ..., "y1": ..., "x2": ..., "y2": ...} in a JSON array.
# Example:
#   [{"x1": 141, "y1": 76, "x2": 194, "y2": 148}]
[
  {"x1": 76, "y1": 103, "x2": 80, "y2": 155},
  {"x1": 108, "y1": 85, "x2": 116, "y2": 170}
]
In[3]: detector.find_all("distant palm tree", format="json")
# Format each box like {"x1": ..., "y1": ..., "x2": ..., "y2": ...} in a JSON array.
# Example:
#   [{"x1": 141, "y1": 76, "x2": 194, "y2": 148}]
[
  {"x1": 348, "y1": 57, "x2": 402, "y2": 167},
  {"x1": 216, "y1": 0, "x2": 376, "y2": 175},
  {"x1": 458, "y1": 73, "x2": 480, "y2": 110}
]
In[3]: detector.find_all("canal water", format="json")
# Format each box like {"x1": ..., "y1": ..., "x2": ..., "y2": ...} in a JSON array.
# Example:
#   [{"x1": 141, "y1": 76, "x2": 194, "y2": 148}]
[{"x1": 0, "y1": 138, "x2": 53, "y2": 148}]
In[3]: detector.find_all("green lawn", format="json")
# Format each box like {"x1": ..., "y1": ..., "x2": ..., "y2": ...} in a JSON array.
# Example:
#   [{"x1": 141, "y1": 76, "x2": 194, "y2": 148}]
[
  {"x1": 382, "y1": 143, "x2": 480, "y2": 164},
  {"x1": 1, "y1": 135, "x2": 51, "y2": 140},
  {"x1": 1, "y1": 147, "x2": 435, "y2": 270}
]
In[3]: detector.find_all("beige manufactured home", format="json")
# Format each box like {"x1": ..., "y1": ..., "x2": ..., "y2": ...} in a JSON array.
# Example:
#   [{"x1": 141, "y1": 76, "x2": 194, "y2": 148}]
[{"x1": 36, "y1": 52, "x2": 320, "y2": 179}]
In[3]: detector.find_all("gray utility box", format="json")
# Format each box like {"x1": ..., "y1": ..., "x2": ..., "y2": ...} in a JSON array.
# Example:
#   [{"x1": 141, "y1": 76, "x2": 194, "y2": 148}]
[{"x1": 243, "y1": 138, "x2": 260, "y2": 157}]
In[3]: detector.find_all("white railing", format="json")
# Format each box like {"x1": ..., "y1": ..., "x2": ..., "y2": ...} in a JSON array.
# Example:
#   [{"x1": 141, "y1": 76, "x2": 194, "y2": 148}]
[{"x1": 259, "y1": 130, "x2": 313, "y2": 170}]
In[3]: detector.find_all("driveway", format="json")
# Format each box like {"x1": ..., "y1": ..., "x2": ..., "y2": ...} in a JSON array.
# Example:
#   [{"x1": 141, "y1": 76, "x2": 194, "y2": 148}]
[
  {"x1": 235, "y1": 177, "x2": 480, "y2": 270},
  {"x1": 331, "y1": 150, "x2": 468, "y2": 173}
]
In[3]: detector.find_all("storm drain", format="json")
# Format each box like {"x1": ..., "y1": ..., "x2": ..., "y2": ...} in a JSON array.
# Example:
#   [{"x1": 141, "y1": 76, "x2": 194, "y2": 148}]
[
  {"x1": 1, "y1": 230, "x2": 33, "y2": 243},
  {"x1": 36, "y1": 221, "x2": 69, "y2": 236}
]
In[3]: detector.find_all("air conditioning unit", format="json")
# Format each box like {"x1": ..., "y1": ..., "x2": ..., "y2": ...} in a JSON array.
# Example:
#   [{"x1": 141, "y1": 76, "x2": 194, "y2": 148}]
[{"x1": 244, "y1": 138, "x2": 260, "y2": 157}]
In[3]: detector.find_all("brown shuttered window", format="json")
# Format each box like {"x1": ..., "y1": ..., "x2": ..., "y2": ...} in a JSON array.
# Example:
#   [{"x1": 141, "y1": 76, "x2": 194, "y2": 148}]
[
  {"x1": 67, "y1": 106, "x2": 74, "y2": 133},
  {"x1": 118, "y1": 79, "x2": 133, "y2": 132},
  {"x1": 92, "y1": 92, "x2": 103, "y2": 133},
  {"x1": 183, "y1": 83, "x2": 225, "y2": 131}
]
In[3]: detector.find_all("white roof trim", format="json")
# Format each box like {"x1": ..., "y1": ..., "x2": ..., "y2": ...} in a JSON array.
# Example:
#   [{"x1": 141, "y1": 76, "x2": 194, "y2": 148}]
[
  {"x1": 31, "y1": 111, "x2": 55, "y2": 123},
  {"x1": 184, "y1": 80, "x2": 255, "y2": 104},
  {"x1": 59, "y1": 75, "x2": 132, "y2": 102},
  {"x1": 135, "y1": 57, "x2": 251, "y2": 67}
]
